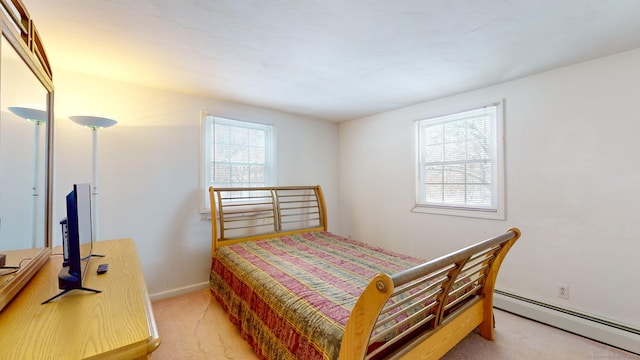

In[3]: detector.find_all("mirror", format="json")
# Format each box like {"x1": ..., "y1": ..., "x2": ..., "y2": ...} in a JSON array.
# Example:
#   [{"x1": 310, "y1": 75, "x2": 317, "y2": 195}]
[
  {"x1": 1, "y1": 36, "x2": 47, "y2": 251},
  {"x1": 0, "y1": 3, "x2": 54, "y2": 311}
]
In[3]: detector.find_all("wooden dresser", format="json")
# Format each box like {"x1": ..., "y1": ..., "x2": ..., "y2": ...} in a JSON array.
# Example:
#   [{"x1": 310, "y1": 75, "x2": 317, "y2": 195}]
[{"x1": 0, "y1": 238, "x2": 160, "y2": 359}]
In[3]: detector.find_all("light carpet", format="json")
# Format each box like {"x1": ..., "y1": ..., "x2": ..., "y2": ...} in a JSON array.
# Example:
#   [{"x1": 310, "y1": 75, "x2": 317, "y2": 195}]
[{"x1": 151, "y1": 289, "x2": 638, "y2": 359}]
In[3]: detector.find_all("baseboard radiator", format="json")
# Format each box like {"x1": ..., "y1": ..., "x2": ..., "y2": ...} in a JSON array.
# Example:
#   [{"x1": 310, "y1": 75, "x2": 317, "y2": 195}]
[{"x1": 494, "y1": 290, "x2": 640, "y2": 355}]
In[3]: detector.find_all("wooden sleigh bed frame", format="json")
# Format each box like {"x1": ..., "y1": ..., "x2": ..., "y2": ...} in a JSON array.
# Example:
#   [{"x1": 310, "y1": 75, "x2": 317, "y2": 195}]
[{"x1": 209, "y1": 185, "x2": 521, "y2": 359}]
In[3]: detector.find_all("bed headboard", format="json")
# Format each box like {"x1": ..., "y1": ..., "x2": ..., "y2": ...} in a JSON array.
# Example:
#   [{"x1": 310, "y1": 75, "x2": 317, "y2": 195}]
[{"x1": 209, "y1": 185, "x2": 327, "y2": 255}]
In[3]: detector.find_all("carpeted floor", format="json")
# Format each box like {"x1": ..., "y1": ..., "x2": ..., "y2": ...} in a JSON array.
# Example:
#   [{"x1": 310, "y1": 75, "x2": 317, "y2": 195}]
[{"x1": 151, "y1": 289, "x2": 639, "y2": 359}]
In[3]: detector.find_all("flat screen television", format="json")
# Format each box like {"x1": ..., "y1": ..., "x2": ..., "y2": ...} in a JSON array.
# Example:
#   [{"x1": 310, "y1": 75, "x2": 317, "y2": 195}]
[{"x1": 42, "y1": 183, "x2": 100, "y2": 304}]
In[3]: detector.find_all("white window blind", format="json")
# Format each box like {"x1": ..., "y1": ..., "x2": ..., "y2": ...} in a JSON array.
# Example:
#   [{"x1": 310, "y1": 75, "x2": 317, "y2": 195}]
[
  {"x1": 414, "y1": 102, "x2": 504, "y2": 219},
  {"x1": 200, "y1": 113, "x2": 273, "y2": 213}
]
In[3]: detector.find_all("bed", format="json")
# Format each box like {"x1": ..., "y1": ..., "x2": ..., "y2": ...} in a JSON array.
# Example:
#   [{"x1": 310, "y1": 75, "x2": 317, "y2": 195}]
[{"x1": 209, "y1": 185, "x2": 521, "y2": 359}]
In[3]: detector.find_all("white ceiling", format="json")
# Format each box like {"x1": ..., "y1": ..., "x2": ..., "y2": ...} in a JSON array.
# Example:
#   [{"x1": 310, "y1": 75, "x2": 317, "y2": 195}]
[{"x1": 24, "y1": 0, "x2": 640, "y2": 122}]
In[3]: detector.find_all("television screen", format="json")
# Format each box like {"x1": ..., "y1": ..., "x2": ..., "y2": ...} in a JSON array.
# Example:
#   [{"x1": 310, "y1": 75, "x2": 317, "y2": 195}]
[
  {"x1": 63, "y1": 183, "x2": 93, "y2": 280},
  {"x1": 43, "y1": 183, "x2": 99, "y2": 304}
]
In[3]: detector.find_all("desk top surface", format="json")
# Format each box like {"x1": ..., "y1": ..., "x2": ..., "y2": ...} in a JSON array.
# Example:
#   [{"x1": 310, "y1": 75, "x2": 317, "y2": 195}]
[{"x1": 0, "y1": 238, "x2": 160, "y2": 359}]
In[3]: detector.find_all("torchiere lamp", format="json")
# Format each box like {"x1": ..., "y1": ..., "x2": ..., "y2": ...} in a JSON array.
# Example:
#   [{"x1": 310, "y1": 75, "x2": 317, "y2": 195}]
[{"x1": 69, "y1": 115, "x2": 117, "y2": 243}]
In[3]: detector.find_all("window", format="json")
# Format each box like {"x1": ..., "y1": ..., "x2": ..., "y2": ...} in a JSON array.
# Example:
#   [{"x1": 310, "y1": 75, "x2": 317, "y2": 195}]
[
  {"x1": 200, "y1": 113, "x2": 274, "y2": 213},
  {"x1": 414, "y1": 101, "x2": 504, "y2": 219}
]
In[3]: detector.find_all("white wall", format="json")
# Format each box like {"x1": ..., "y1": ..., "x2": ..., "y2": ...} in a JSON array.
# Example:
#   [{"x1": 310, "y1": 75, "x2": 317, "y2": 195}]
[
  {"x1": 338, "y1": 48, "x2": 640, "y2": 329},
  {"x1": 52, "y1": 70, "x2": 339, "y2": 296}
]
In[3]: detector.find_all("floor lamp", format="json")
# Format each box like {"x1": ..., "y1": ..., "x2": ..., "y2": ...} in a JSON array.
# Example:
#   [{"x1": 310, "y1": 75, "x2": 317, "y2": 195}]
[
  {"x1": 8, "y1": 105, "x2": 47, "y2": 248},
  {"x1": 69, "y1": 115, "x2": 117, "y2": 243}
]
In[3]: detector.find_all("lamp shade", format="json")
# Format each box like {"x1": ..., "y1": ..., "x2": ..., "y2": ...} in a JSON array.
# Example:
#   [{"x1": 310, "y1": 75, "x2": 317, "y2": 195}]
[
  {"x1": 8, "y1": 105, "x2": 47, "y2": 123},
  {"x1": 69, "y1": 115, "x2": 117, "y2": 129}
]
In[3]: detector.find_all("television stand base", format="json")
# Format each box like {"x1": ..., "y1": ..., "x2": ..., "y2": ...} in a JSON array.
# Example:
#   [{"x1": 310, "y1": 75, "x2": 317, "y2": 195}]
[
  {"x1": 42, "y1": 286, "x2": 101, "y2": 304},
  {"x1": 82, "y1": 253, "x2": 105, "y2": 260}
]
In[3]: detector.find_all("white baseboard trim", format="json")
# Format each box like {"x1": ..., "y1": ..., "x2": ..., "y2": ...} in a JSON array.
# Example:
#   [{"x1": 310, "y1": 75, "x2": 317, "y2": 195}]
[
  {"x1": 494, "y1": 290, "x2": 640, "y2": 355},
  {"x1": 149, "y1": 281, "x2": 209, "y2": 302}
]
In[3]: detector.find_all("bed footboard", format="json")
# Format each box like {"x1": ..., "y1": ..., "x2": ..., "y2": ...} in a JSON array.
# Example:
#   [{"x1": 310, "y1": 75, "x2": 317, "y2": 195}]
[{"x1": 340, "y1": 228, "x2": 521, "y2": 360}]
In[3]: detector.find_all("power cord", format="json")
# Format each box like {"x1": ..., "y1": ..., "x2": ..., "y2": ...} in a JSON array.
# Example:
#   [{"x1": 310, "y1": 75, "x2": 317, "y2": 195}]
[{"x1": 0, "y1": 258, "x2": 33, "y2": 276}]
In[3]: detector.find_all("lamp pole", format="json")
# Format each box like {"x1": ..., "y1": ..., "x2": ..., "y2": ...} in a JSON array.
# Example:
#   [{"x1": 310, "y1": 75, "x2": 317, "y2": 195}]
[
  {"x1": 31, "y1": 120, "x2": 43, "y2": 248},
  {"x1": 69, "y1": 115, "x2": 117, "y2": 243},
  {"x1": 8, "y1": 105, "x2": 47, "y2": 248},
  {"x1": 92, "y1": 126, "x2": 99, "y2": 243}
]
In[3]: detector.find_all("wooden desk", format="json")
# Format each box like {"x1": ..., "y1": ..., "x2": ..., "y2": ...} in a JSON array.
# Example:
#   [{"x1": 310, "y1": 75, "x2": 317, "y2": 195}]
[{"x1": 0, "y1": 239, "x2": 160, "y2": 359}]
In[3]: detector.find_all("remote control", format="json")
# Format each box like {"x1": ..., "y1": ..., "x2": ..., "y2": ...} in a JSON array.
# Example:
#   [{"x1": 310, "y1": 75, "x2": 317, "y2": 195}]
[{"x1": 97, "y1": 263, "x2": 108, "y2": 274}]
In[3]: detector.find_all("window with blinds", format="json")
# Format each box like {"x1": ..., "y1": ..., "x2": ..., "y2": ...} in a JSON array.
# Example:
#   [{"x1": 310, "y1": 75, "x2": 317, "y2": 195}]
[
  {"x1": 414, "y1": 101, "x2": 504, "y2": 219},
  {"x1": 200, "y1": 113, "x2": 274, "y2": 213}
]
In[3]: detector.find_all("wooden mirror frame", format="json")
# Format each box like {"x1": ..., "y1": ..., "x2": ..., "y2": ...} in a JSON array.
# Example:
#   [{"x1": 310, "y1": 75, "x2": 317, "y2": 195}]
[{"x1": 0, "y1": 0, "x2": 54, "y2": 312}]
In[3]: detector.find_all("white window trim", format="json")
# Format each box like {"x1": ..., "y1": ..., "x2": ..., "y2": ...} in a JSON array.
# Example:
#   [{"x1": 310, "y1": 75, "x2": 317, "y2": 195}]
[
  {"x1": 412, "y1": 100, "x2": 505, "y2": 220},
  {"x1": 199, "y1": 112, "x2": 274, "y2": 214}
]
